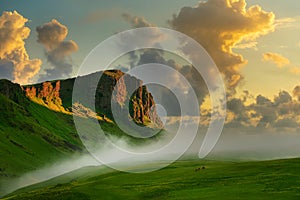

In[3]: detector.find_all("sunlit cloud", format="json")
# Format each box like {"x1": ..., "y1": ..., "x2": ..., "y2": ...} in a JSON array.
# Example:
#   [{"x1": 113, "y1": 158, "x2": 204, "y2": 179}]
[
  {"x1": 234, "y1": 41, "x2": 258, "y2": 50},
  {"x1": 263, "y1": 52, "x2": 290, "y2": 68},
  {"x1": 169, "y1": 0, "x2": 275, "y2": 94},
  {"x1": 275, "y1": 17, "x2": 296, "y2": 29},
  {"x1": 0, "y1": 11, "x2": 42, "y2": 84},
  {"x1": 262, "y1": 52, "x2": 300, "y2": 75}
]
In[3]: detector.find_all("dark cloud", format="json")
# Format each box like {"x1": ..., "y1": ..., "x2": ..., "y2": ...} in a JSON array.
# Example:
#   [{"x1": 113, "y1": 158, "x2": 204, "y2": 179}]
[
  {"x1": 131, "y1": 49, "x2": 208, "y2": 115},
  {"x1": 122, "y1": 13, "x2": 154, "y2": 28},
  {"x1": 36, "y1": 19, "x2": 78, "y2": 81},
  {"x1": 293, "y1": 85, "x2": 300, "y2": 101},
  {"x1": 225, "y1": 89, "x2": 300, "y2": 132},
  {"x1": 274, "y1": 91, "x2": 292, "y2": 105},
  {"x1": 256, "y1": 95, "x2": 273, "y2": 106},
  {"x1": 120, "y1": 14, "x2": 208, "y2": 114},
  {"x1": 122, "y1": 14, "x2": 209, "y2": 111}
]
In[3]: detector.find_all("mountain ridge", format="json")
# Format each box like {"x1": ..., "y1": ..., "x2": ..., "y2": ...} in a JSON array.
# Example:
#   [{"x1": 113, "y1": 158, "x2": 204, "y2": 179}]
[{"x1": 22, "y1": 70, "x2": 163, "y2": 128}]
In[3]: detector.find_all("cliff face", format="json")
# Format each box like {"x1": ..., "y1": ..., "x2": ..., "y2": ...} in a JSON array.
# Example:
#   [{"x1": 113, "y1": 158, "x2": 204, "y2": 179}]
[
  {"x1": 25, "y1": 81, "x2": 62, "y2": 106},
  {"x1": 0, "y1": 79, "x2": 29, "y2": 106},
  {"x1": 23, "y1": 70, "x2": 163, "y2": 128}
]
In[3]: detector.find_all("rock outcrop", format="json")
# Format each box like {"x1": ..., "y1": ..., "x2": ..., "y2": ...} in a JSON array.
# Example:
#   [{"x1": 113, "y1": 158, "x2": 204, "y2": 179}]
[{"x1": 22, "y1": 70, "x2": 163, "y2": 128}]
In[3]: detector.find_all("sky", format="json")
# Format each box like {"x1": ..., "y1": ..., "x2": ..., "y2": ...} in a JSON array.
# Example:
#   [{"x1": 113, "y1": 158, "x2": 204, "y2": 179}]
[
  {"x1": 0, "y1": 0, "x2": 300, "y2": 133},
  {"x1": 0, "y1": 0, "x2": 299, "y2": 95}
]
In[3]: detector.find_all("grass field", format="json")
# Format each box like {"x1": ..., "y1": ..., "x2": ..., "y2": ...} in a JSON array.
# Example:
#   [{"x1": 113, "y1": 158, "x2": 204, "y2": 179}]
[
  {"x1": 2, "y1": 158, "x2": 300, "y2": 200},
  {"x1": 0, "y1": 93, "x2": 83, "y2": 176},
  {"x1": 1, "y1": 80, "x2": 300, "y2": 199}
]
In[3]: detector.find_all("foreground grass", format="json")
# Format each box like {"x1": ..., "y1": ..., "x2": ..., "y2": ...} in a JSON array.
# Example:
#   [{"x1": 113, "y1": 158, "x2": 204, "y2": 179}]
[
  {"x1": 0, "y1": 94, "x2": 83, "y2": 178},
  {"x1": 3, "y1": 158, "x2": 300, "y2": 200}
]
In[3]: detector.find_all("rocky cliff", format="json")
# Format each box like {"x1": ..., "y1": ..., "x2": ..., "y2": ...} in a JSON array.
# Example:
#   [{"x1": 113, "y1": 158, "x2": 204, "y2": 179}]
[
  {"x1": 0, "y1": 79, "x2": 29, "y2": 106},
  {"x1": 22, "y1": 70, "x2": 163, "y2": 128}
]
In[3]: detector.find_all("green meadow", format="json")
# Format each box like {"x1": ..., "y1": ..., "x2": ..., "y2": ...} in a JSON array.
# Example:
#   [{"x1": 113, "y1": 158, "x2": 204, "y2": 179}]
[{"x1": 3, "y1": 158, "x2": 300, "y2": 200}]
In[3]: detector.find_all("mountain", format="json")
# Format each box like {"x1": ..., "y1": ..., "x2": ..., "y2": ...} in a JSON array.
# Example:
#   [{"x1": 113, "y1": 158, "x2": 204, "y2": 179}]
[
  {"x1": 0, "y1": 79, "x2": 83, "y2": 194},
  {"x1": 23, "y1": 70, "x2": 163, "y2": 128},
  {"x1": 0, "y1": 70, "x2": 163, "y2": 195}
]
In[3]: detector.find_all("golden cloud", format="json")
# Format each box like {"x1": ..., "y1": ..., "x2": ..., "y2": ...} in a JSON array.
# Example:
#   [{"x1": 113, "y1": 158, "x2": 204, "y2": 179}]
[
  {"x1": 0, "y1": 11, "x2": 42, "y2": 84},
  {"x1": 263, "y1": 52, "x2": 290, "y2": 68},
  {"x1": 262, "y1": 52, "x2": 300, "y2": 75},
  {"x1": 275, "y1": 17, "x2": 296, "y2": 29},
  {"x1": 169, "y1": 0, "x2": 275, "y2": 92}
]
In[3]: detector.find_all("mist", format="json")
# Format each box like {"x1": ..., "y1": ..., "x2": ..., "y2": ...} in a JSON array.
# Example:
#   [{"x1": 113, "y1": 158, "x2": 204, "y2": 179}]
[
  {"x1": 2, "y1": 123, "x2": 300, "y2": 197},
  {"x1": 1, "y1": 154, "x2": 99, "y2": 197},
  {"x1": 207, "y1": 132, "x2": 300, "y2": 160}
]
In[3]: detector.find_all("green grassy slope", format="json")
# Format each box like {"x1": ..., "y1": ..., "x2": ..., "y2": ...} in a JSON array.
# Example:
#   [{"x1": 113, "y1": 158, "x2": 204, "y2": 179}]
[
  {"x1": 0, "y1": 93, "x2": 83, "y2": 187},
  {"x1": 0, "y1": 80, "x2": 165, "y2": 196},
  {"x1": 3, "y1": 158, "x2": 300, "y2": 200},
  {"x1": 0, "y1": 80, "x2": 162, "y2": 175}
]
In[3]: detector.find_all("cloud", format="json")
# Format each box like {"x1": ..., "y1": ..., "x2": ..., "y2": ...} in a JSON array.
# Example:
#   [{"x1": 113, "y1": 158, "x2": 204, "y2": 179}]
[
  {"x1": 137, "y1": 50, "x2": 208, "y2": 113},
  {"x1": 274, "y1": 91, "x2": 292, "y2": 105},
  {"x1": 234, "y1": 41, "x2": 258, "y2": 50},
  {"x1": 262, "y1": 52, "x2": 300, "y2": 75},
  {"x1": 121, "y1": 13, "x2": 166, "y2": 48},
  {"x1": 169, "y1": 0, "x2": 275, "y2": 93},
  {"x1": 121, "y1": 14, "x2": 164, "y2": 68},
  {"x1": 293, "y1": 86, "x2": 300, "y2": 101},
  {"x1": 263, "y1": 52, "x2": 290, "y2": 68},
  {"x1": 166, "y1": 85, "x2": 300, "y2": 133},
  {"x1": 275, "y1": 17, "x2": 296, "y2": 29},
  {"x1": 0, "y1": 11, "x2": 42, "y2": 84},
  {"x1": 36, "y1": 19, "x2": 78, "y2": 81},
  {"x1": 122, "y1": 13, "x2": 154, "y2": 28},
  {"x1": 225, "y1": 88, "x2": 300, "y2": 132},
  {"x1": 121, "y1": 14, "x2": 212, "y2": 110}
]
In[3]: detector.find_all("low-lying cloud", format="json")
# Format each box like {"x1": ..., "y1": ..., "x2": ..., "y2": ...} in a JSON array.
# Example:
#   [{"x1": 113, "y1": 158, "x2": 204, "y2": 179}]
[{"x1": 226, "y1": 89, "x2": 300, "y2": 133}]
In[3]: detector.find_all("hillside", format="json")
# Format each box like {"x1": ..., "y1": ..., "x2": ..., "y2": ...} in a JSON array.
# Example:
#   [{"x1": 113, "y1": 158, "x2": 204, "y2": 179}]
[
  {"x1": 0, "y1": 80, "x2": 84, "y2": 194},
  {"x1": 0, "y1": 70, "x2": 165, "y2": 195},
  {"x1": 2, "y1": 158, "x2": 300, "y2": 200}
]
